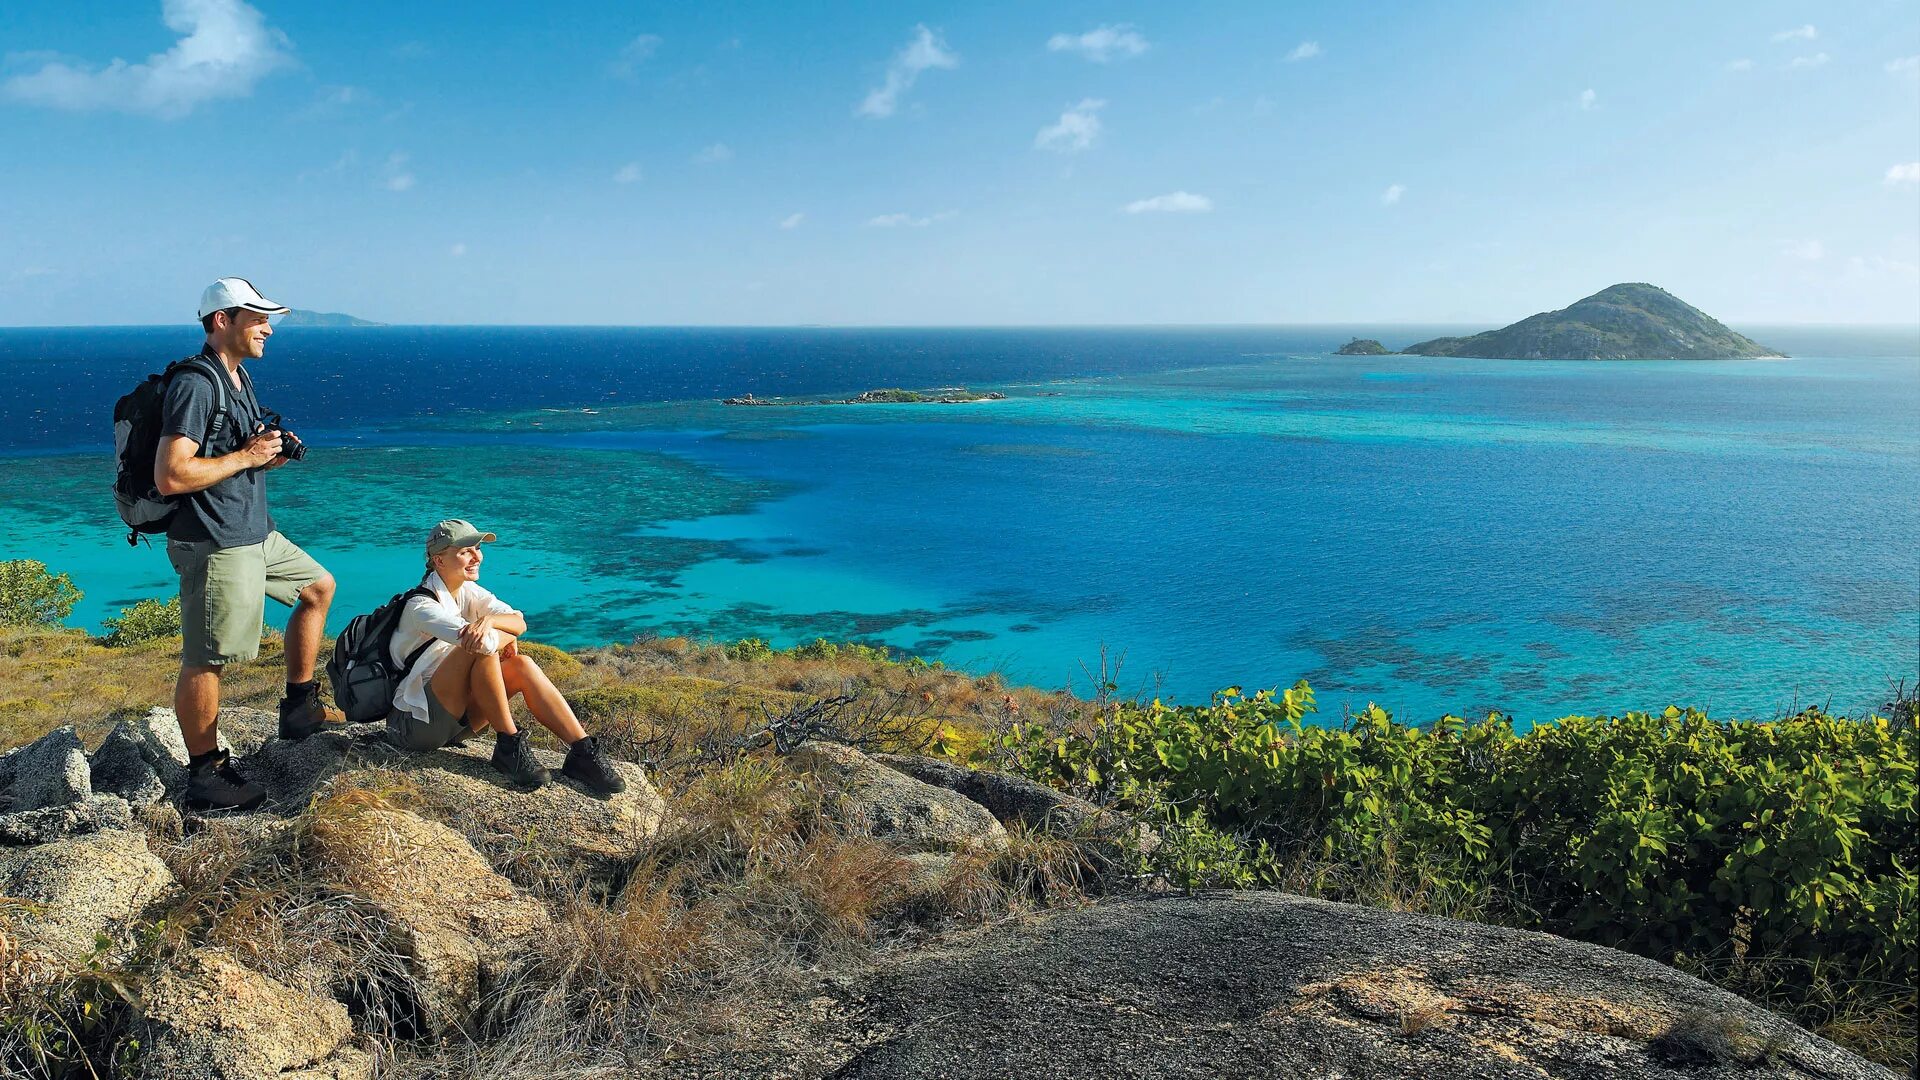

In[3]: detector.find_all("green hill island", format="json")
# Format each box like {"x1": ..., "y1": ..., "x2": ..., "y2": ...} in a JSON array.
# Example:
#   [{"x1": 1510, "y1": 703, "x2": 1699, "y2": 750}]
[
  {"x1": 275, "y1": 308, "x2": 384, "y2": 327},
  {"x1": 1334, "y1": 338, "x2": 1393, "y2": 355},
  {"x1": 1401, "y1": 283, "x2": 1783, "y2": 360}
]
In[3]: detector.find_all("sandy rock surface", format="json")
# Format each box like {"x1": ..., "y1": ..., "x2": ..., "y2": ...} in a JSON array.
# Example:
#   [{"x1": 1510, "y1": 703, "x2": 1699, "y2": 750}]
[
  {"x1": 309, "y1": 805, "x2": 552, "y2": 1034},
  {"x1": 138, "y1": 946, "x2": 368, "y2": 1080},
  {"x1": 0, "y1": 827, "x2": 176, "y2": 974},
  {"x1": 820, "y1": 891, "x2": 1897, "y2": 1080}
]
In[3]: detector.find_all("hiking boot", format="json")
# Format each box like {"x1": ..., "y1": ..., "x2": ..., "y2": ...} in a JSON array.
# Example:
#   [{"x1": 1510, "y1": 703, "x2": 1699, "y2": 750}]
[
  {"x1": 561, "y1": 735, "x2": 627, "y2": 796},
  {"x1": 277, "y1": 683, "x2": 334, "y2": 740},
  {"x1": 490, "y1": 731, "x2": 550, "y2": 790},
  {"x1": 184, "y1": 750, "x2": 267, "y2": 812}
]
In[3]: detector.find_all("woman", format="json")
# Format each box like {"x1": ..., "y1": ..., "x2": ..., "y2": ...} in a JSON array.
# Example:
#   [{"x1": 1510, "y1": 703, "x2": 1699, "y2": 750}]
[{"x1": 386, "y1": 517, "x2": 625, "y2": 795}]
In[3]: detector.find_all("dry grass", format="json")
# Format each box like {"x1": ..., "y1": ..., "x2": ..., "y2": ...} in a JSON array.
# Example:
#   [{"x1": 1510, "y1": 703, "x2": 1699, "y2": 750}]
[{"x1": 0, "y1": 625, "x2": 289, "y2": 750}]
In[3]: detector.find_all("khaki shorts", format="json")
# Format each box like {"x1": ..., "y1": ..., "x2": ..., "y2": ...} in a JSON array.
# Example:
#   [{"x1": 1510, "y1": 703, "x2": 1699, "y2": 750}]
[
  {"x1": 167, "y1": 530, "x2": 327, "y2": 666},
  {"x1": 387, "y1": 683, "x2": 476, "y2": 751}
]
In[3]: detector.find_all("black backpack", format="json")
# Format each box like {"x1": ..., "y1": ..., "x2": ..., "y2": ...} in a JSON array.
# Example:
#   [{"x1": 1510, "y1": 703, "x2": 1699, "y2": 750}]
[
  {"x1": 112, "y1": 355, "x2": 232, "y2": 545},
  {"x1": 326, "y1": 585, "x2": 437, "y2": 723}
]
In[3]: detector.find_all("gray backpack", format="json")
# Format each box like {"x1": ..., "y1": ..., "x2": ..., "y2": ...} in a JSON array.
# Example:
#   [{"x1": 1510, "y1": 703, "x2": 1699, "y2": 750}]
[{"x1": 326, "y1": 586, "x2": 436, "y2": 722}]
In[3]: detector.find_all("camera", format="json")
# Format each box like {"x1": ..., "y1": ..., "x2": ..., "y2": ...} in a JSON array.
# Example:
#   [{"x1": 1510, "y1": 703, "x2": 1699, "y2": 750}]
[{"x1": 260, "y1": 411, "x2": 308, "y2": 462}]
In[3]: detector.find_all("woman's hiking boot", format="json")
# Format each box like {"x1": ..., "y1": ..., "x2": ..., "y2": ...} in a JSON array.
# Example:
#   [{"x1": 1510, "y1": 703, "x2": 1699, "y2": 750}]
[
  {"x1": 185, "y1": 749, "x2": 267, "y2": 812},
  {"x1": 490, "y1": 730, "x2": 550, "y2": 789},
  {"x1": 561, "y1": 735, "x2": 627, "y2": 796},
  {"x1": 277, "y1": 681, "x2": 332, "y2": 740}
]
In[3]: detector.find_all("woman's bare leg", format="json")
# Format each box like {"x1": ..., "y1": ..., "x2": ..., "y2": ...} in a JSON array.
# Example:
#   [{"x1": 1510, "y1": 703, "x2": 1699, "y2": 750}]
[
  {"x1": 464, "y1": 651, "x2": 519, "y2": 734},
  {"x1": 429, "y1": 648, "x2": 479, "y2": 720},
  {"x1": 501, "y1": 653, "x2": 587, "y2": 743}
]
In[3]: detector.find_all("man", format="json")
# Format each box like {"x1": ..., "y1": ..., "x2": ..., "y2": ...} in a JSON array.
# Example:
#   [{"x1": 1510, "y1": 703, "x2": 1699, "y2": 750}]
[{"x1": 156, "y1": 277, "x2": 337, "y2": 811}]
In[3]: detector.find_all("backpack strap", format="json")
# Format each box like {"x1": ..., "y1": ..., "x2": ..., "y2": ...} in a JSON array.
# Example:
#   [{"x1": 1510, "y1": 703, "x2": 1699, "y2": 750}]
[
  {"x1": 166, "y1": 355, "x2": 234, "y2": 455},
  {"x1": 394, "y1": 586, "x2": 442, "y2": 677}
]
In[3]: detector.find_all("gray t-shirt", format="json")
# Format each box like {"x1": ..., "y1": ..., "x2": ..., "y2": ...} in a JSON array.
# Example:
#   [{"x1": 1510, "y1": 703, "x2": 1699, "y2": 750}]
[{"x1": 160, "y1": 350, "x2": 275, "y2": 548}]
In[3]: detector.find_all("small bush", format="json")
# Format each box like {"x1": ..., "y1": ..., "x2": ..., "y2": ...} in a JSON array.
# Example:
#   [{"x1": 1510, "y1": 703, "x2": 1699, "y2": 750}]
[
  {"x1": 726, "y1": 637, "x2": 774, "y2": 662},
  {"x1": 791, "y1": 638, "x2": 839, "y2": 661},
  {"x1": 100, "y1": 595, "x2": 181, "y2": 647},
  {"x1": 0, "y1": 560, "x2": 81, "y2": 629}
]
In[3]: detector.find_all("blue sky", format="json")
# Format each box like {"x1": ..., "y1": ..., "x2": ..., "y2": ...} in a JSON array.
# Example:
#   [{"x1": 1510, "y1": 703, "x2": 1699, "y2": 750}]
[{"x1": 2, "y1": 1, "x2": 1917, "y2": 326}]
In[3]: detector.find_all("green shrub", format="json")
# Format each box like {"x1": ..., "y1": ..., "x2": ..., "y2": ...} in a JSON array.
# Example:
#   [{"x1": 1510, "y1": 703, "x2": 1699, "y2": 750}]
[
  {"x1": 0, "y1": 560, "x2": 82, "y2": 628},
  {"x1": 791, "y1": 637, "x2": 839, "y2": 661},
  {"x1": 100, "y1": 595, "x2": 182, "y2": 647},
  {"x1": 727, "y1": 637, "x2": 774, "y2": 662},
  {"x1": 1000, "y1": 684, "x2": 1919, "y2": 999}
]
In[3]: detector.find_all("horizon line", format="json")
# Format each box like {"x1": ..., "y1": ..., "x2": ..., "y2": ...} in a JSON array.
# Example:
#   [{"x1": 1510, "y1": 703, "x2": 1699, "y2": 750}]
[{"x1": 6, "y1": 320, "x2": 1919, "y2": 332}]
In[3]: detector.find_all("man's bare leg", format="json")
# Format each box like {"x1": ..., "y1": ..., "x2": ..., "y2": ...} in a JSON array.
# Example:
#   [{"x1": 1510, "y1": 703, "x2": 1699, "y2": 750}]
[
  {"x1": 176, "y1": 664, "x2": 222, "y2": 757},
  {"x1": 282, "y1": 575, "x2": 335, "y2": 684}
]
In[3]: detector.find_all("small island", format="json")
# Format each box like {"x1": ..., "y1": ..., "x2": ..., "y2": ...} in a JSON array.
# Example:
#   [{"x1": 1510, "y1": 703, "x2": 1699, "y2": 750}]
[
  {"x1": 723, "y1": 387, "x2": 1008, "y2": 406},
  {"x1": 1401, "y1": 283, "x2": 1781, "y2": 360},
  {"x1": 276, "y1": 308, "x2": 385, "y2": 327},
  {"x1": 1334, "y1": 338, "x2": 1393, "y2": 356}
]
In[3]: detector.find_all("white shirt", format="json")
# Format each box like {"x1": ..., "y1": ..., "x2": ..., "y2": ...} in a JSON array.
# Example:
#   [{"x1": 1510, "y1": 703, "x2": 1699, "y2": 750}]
[{"x1": 389, "y1": 574, "x2": 519, "y2": 722}]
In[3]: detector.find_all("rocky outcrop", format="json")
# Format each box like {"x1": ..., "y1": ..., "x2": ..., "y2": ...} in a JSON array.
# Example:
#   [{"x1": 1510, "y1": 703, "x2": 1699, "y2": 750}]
[
  {"x1": 308, "y1": 805, "x2": 552, "y2": 1034},
  {"x1": 790, "y1": 740, "x2": 1007, "y2": 854},
  {"x1": 138, "y1": 947, "x2": 371, "y2": 1080},
  {"x1": 0, "y1": 725, "x2": 89, "y2": 812},
  {"x1": 823, "y1": 891, "x2": 1894, "y2": 1080},
  {"x1": 131, "y1": 707, "x2": 667, "y2": 882},
  {"x1": 874, "y1": 753, "x2": 1156, "y2": 855},
  {"x1": 335, "y1": 739, "x2": 664, "y2": 884},
  {"x1": 0, "y1": 828, "x2": 176, "y2": 975}
]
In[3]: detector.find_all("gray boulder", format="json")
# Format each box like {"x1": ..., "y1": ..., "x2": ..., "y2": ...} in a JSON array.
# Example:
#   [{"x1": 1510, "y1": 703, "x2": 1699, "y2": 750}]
[
  {"x1": 89, "y1": 713, "x2": 180, "y2": 805},
  {"x1": 822, "y1": 891, "x2": 1895, "y2": 1080},
  {"x1": 875, "y1": 752, "x2": 1157, "y2": 854},
  {"x1": 789, "y1": 740, "x2": 1008, "y2": 854},
  {"x1": 87, "y1": 706, "x2": 270, "y2": 805},
  {"x1": 0, "y1": 724, "x2": 91, "y2": 812},
  {"x1": 0, "y1": 828, "x2": 177, "y2": 977},
  {"x1": 138, "y1": 946, "x2": 371, "y2": 1080},
  {"x1": 0, "y1": 792, "x2": 134, "y2": 844},
  {"x1": 307, "y1": 805, "x2": 553, "y2": 1034}
]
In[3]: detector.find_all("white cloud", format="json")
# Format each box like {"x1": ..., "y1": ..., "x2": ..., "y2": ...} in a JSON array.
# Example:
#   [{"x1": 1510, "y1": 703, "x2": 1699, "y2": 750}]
[
  {"x1": 693, "y1": 142, "x2": 733, "y2": 164},
  {"x1": 859, "y1": 25, "x2": 958, "y2": 118},
  {"x1": 2, "y1": 0, "x2": 291, "y2": 119},
  {"x1": 1886, "y1": 162, "x2": 1920, "y2": 185},
  {"x1": 1381, "y1": 183, "x2": 1405, "y2": 205},
  {"x1": 1784, "y1": 239, "x2": 1824, "y2": 261},
  {"x1": 1046, "y1": 24, "x2": 1149, "y2": 63},
  {"x1": 1786, "y1": 52, "x2": 1829, "y2": 69},
  {"x1": 1285, "y1": 41, "x2": 1321, "y2": 62},
  {"x1": 1886, "y1": 55, "x2": 1920, "y2": 76},
  {"x1": 1772, "y1": 24, "x2": 1817, "y2": 42},
  {"x1": 867, "y1": 210, "x2": 957, "y2": 227},
  {"x1": 1124, "y1": 191, "x2": 1212, "y2": 214},
  {"x1": 1725, "y1": 58, "x2": 1755, "y2": 72},
  {"x1": 449, "y1": 243, "x2": 467, "y2": 258},
  {"x1": 779, "y1": 213, "x2": 805, "y2": 229},
  {"x1": 1035, "y1": 98, "x2": 1106, "y2": 153},
  {"x1": 1578, "y1": 88, "x2": 1597, "y2": 109},
  {"x1": 614, "y1": 162, "x2": 644, "y2": 184},
  {"x1": 610, "y1": 34, "x2": 661, "y2": 78},
  {"x1": 382, "y1": 151, "x2": 414, "y2": 192}
]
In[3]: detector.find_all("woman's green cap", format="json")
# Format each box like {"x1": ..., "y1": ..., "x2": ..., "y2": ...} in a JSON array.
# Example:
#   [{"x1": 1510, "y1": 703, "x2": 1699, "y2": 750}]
[{"x1": 426, "y1": 518, "x2": 497, "y2": 556}]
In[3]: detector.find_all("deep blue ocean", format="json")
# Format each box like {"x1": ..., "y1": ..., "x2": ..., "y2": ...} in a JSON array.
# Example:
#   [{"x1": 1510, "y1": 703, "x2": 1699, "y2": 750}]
[{"x1": 1, "y1": 324, "x2": 1914, "y2": 723}]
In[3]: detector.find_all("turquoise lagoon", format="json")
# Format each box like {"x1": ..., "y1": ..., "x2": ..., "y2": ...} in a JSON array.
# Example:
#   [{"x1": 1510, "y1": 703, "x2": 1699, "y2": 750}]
[{"x1": 0, "y1": 326, "x2": 1913, "y2": 722}]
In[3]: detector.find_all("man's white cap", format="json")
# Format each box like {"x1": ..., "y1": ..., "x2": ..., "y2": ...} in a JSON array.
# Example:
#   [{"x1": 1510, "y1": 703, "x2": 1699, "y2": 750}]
[{"x1": 198, "y1": 277, "x2": 290, "y2": 320}]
